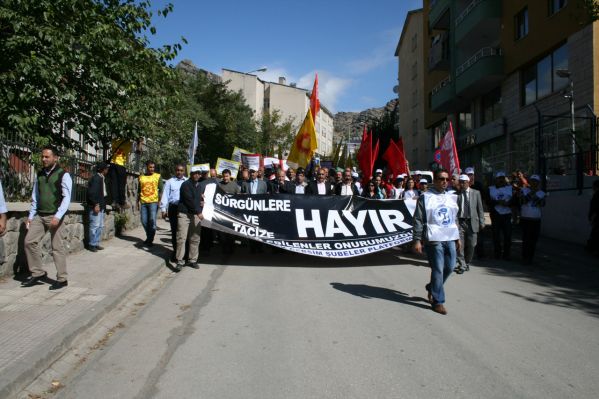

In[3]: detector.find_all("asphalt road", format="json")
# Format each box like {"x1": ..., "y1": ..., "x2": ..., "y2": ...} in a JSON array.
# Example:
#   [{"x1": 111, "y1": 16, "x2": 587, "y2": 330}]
[{"x1": 53, "y1": 246, "x2": 599, "y2": 399}]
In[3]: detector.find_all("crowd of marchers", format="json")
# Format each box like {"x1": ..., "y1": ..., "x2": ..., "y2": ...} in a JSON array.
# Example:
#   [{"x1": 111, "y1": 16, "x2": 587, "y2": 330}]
[{"x1": 1, "y1": 147, "x2": 598, "y2": 317}]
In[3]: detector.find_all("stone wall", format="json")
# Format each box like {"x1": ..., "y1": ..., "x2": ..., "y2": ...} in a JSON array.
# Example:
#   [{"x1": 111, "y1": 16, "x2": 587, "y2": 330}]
[
  {"x1": 0, "y1": 204, "x2": 114, "y2": 277},
  {"x1": 0, "y1": 173, "x2": 143, "y2": 278}
]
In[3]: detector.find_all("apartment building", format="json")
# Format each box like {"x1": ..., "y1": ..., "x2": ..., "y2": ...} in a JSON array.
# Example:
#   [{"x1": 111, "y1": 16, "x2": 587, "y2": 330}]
[
  {"x1": 222, "y1": 69, "x2": 335, "y2": 157},
  {"x1": 422, "y1": 0, "x2": 598, "y2": 177},
  {"x1": 395, "y1": 8, "x2": 431, "y2": 170}
]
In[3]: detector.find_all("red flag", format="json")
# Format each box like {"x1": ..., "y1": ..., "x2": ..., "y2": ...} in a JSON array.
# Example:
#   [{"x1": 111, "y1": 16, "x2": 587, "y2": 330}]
[
  {"x1": 383, "y1": 138, "x2": 409, "y2": 177},
  {"x1": 310, "y1": 74, "x2": 320, "y2": 124},
  {"x1": 357, "y1": 126, "x2": 372, "y2": 184},
  {"x1": 371, "y1": 131, "x2": 379, "y2": 175},
  {"x1": 439, "y1": 122, "x2": 461, "y2": 176}
]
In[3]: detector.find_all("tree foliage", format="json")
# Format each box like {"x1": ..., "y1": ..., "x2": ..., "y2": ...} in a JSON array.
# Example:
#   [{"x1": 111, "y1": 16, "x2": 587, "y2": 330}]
[
  {"x1": 0, "y1": 0, "x2": 184, "y2": 150},
  {"x1": 256, "y1": 110, "x2": 295, "y2": 157}
]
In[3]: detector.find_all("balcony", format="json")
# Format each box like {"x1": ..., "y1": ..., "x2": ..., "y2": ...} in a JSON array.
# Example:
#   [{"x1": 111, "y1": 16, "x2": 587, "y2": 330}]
[
  {"x1": 455, "y1": 0, "x2": 501, "y2": 49},
  {"x1": 428, "y1": 32, "x2": 450, "y2": 71},
  {"x1": 429, "y1": 0, "x2": 450, "y2": 30},
  {"x1": 455, "y1": 47, "x2": 504, "y2": 98},
  {"x1": 431, "y1": 75, "x2": 455, "y2": 112}
]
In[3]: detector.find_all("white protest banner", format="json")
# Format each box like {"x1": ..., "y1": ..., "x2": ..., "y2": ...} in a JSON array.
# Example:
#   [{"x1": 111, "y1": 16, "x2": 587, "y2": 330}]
[
  {"x1": 263, "y1": 157, "x2": 281, "y2": 169},
  {"x1": 215, "y1": 158, "x2": 240, "y2": 178},
  {"x1": 241, "y1": 153, "x2": 261, "y2": 171},
  {"x1": 232, "y1": 146, "x2": 252, "y2": 163}
]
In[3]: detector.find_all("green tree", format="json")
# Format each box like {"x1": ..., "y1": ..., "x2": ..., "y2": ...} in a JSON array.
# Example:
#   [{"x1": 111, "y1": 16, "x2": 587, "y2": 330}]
[
  {"x1": 257, "y1": 110, "x2": 295, "y2": 157},
  {"x1": 0, "y1": 0, "x2": 184, "y2": 151}
]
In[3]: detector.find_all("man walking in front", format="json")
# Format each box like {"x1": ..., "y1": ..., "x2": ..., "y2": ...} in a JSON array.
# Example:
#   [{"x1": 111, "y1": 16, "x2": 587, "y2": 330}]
[
  {"x1": 413, "y1": 169, "x2": 460, "y2": 315},
  {"x1": 22, "y1": 146, "x2": 72, "y2": 290},
  {"x1": 87, "y1": 162, "x2": 110, "y2": 252},
  {"x1": 160, "y1": 164, "x2": 187, "y2": 260},
  {"x1": 176, "y1": 166, "x2": 205, "y2": 271},
  {"x1": 455, "y1": 174, "x2": 485, "y2": 274},
  {"x1": 138, "y1": 161, "x2": 163, "y2": 247}
]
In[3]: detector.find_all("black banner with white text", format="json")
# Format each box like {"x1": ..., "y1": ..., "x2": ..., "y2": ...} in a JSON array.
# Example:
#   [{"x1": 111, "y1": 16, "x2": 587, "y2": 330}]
[{"x1": 201, "y1": 184, "x2": 416, "y2": 258}]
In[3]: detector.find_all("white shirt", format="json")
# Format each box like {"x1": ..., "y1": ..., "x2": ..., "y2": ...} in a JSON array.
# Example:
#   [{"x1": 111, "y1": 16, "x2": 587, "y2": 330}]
[
  {"x1": 489, "y1": 185, "x2": 512, "y2": 215},
  {"x1": 423, "y1": 190, "x2": 460, "y2": 241},
  {"x1": 521, "y1": 188, "x2": 546, "y2": 219},
  {"x1": 403, "y1": 189, "x2": 418, "y2": 200},
  {"x1": 317, "y1": 182, "x2": 326, "y2": 195},
  {"x1": 340, "y1": 184, "x2": 353, "y2": 196}
]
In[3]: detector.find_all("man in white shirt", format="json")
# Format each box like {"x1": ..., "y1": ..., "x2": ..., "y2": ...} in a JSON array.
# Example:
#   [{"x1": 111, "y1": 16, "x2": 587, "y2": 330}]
[
  {"x1": 307, "y1": 168, "x2": 332, "y2": 195},
  {"x1": 489, "y1": 171, "x2": 513, "y2": 260},
  {"x1": 520, "y1": 174, "x2": 546, "y2": 265}
]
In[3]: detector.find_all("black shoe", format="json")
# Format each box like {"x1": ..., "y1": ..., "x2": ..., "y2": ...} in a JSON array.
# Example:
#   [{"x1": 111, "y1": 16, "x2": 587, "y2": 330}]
[
  {"x1": 49, "y1": 280, "x2": 68, "y2": 290},
  {"x1": 89, "y1": 246, "x2": 98, "y2": 252},
  {"x1": 22, "y1": 272, "x2": 47, "y2": 287},
  {"x1": 96, "y1": 245, "x2": 105, "y2": 250},
  {"x1": 188, "y1": 262, "x2": 199, "y2": 269},
  {"x1": 455, "y1": 267, "x2": 464, "y2": 274},
  {"x1": 464, "y1": 264, "x2": 470, "y2": 271}
]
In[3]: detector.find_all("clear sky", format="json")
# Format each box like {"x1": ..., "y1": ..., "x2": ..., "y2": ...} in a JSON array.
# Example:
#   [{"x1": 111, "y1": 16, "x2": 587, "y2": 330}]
[{"x1": 148, "y1": 0, "x2": 422, "y2": 114}]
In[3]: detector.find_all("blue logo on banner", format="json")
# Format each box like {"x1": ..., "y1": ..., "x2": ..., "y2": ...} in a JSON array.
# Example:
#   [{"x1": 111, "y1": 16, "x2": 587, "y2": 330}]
[{"x1": 435, "y1": 206, "x2": 452, "y2": 226}]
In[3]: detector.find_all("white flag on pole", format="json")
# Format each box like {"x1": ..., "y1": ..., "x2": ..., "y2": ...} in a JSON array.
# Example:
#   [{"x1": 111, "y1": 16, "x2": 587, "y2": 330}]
[{"x1": 188, "y1": 121, "x2": 198, "y2": 165}]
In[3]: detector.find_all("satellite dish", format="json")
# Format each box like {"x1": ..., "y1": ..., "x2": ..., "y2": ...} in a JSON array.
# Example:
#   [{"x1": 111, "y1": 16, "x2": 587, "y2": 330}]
[{"x1": 393, "y1": 85, "x2": 399, "y2": 94}]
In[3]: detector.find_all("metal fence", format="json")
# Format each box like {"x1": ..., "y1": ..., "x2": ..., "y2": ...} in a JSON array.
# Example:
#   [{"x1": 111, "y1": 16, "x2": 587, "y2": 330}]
[{"x1": 0, "y1": 132, "x2": 157, "y2": 203}]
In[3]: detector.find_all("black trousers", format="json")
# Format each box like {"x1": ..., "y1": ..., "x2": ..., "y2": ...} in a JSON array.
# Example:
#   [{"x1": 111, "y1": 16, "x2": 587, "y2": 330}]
[
  {"x1": 108, "y1": 163, "x2": 127, "y2": 205},
  {"x1": 521, "y1": 218, "x2": 541, "y2": 263},
  {"x1": 491, "y1": 212, "x2": 512, "y2": 258}
]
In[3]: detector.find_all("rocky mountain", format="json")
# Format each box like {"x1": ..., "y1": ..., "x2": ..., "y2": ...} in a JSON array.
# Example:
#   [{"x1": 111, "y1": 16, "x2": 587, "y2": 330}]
[{"x1": 334, "y1": 99, "x2": 398, "y2": 142}]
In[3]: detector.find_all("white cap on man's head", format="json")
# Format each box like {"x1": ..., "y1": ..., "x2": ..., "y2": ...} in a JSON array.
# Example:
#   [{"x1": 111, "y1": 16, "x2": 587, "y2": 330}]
[
  {"x1": 351, "y1": 172, "x2": 359, "y2": 178},
  {"x1": 419, "y1": 178, "x2": 428, "y2": 184},
  {"x1": 530, "y1": 174, "x2": 541, "y2": 181},
  {"x1": 375, "y1": 168, "x2": 383, "y2": 174},
  {"x1": 465, "y1": 167, "x2": 475, "y2": 175},
  {"x1": 459, "y1": 174, "x2": 470, "y2": 181},
  {"x1": 190, "y1": 166, "x2": 202, "y2": 173},
  {"x1": 495, "y1": 171, "x2": 506, "y2": 178},
  {"x1": 414, "y1": 170, "x2": 422, "y2": 175},
  {"x1": 396, "y1": 174, "x2": 404, "y2": 179}
]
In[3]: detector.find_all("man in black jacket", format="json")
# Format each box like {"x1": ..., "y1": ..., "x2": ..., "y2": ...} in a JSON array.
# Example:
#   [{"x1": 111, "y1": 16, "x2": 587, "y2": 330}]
[
  {"x1": 269, "y1": 170, "x2": 295, "y2": 194},
  {"x1": 306, "y1": 168, "x2": 333, "y2": 195},
  {"x1": 335, "y1": 170, "x2": 360, "y2": 196},
  {"x1": 87, "y1": 162, "x2": 109, "y2": 252},
  {"x1": 176, "y1": 166, "x2": 205, "y2": 271}
]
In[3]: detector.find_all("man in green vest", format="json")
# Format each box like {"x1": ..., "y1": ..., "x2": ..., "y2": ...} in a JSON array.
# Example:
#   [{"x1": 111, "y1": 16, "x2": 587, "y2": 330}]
[{"x1": 22, "y1": 146, "x2": 72, "y2": 290}]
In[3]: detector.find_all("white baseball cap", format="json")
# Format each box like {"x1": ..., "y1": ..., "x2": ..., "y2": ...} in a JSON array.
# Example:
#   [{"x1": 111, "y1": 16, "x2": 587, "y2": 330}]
[
  {"x1": 419, "y1": 178, "x2": 428, "y2": 184},
  {"x1": 375, "y1": 169, "x2": 383, "y2": 174},
  {"x1": 459, "y1": 174, "x2": 470, "y2": 181},
  {"x1": 495, "y1": 171, "x2": 506, "y2": 178},
  {"x1": 530, "y1": 174, "x2": 541, "y2": 181},
  {"x1": 465, "y1": 167, "x2": 475, "y2": 174},
  {"x1": 190, "y1": 166, "x2": 202, "y2": 173}
]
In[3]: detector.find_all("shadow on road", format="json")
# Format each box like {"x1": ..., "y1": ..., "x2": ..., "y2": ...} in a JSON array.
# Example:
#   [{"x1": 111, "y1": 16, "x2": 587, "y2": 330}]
[
  {"x1": 330, "y1": 282, "x2": 431, "y2": 310},
  {"x1": 201, "y1": 246, "x2": 430, "y2": 268},
  {"x1": 474, "y1": 226, "x2": 599, "y2": 318}
]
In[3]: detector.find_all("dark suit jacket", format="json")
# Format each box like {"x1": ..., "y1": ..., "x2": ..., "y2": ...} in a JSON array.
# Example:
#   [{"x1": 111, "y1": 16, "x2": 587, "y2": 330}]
[
  {"x1": 87, "y1": 174, "x2": 107, "y2": 210},
  {"x1": 241, "y1": 179, "x2": 268, "y2": 194},
  {"x1": 458, "y1": 188, "x2": 485, "y2": 232},
  {"x1": 269, "y1": 180, "x2": 295, "y2": 194},
  {"x1": 334, "y1": 182, "x2": 360, "y2": 196},
  {"x1": 306, "y1": 180, "x2": 333, "y2": 195}
]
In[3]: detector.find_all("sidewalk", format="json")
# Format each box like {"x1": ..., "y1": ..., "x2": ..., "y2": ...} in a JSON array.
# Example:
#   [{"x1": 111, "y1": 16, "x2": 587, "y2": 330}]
[{"x1": 0, "y1": 219, "x2": 172, "y2": 399}]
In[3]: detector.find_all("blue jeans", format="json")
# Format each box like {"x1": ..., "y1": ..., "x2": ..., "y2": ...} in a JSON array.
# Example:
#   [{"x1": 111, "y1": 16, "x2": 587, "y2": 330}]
[
  {"x1": 425, "y1": 241, "x2": 457, "y2": 305},
  {"x1": 89, "y1": 209, "x2": 105, "y2": 247},
  {"x1": 141, "y1": 202, "x2": 158, "y2": 242}
]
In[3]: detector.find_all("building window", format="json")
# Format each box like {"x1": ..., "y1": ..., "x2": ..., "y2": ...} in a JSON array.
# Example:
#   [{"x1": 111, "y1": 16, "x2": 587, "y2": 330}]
[
  {"x1": 548, "y1": 0, "x2": 567, "y2": 15},
  {"x1": 482, "y1": 87, "x2": 502, "y2": 124},
  {"x1": 458, "y1": 111, "x2": 472, "y2": 133},
  {"x1": 521, "y1": 43, "x2": 569, "y2": 106},
  {"x1": 515, "y1": 7, "x2": 528, "y2": 40}
]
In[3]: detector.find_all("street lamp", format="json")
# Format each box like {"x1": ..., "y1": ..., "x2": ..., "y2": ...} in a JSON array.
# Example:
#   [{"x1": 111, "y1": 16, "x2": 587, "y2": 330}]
[
  {"x1": 245, "y1": 67, "x2": 267, "y2": 74},
  {"x1": 555, "y1": 68, "x2": 576, "y2": 155}
]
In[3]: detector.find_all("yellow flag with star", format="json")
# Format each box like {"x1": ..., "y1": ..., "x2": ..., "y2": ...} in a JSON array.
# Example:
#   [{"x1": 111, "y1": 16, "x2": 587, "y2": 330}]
[{"x1": 287, "y1": 109, "x2": 317, "y2": 168}]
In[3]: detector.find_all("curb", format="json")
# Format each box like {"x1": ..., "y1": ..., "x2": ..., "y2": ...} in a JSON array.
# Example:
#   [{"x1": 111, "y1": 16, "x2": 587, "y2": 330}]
[{"x1": 0, "y1": 249, "x2": 168, "y2": 399}]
